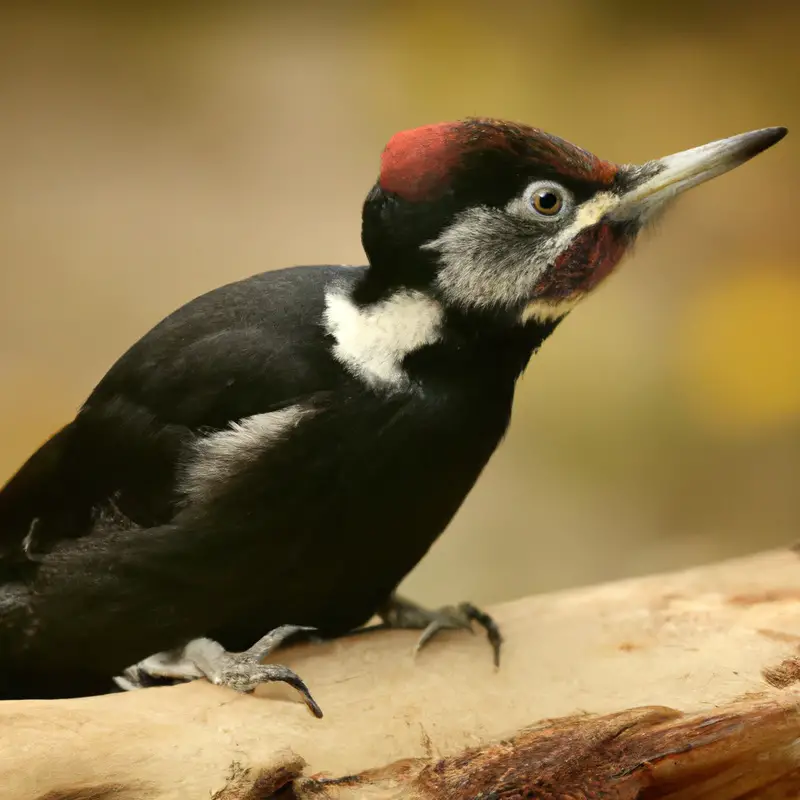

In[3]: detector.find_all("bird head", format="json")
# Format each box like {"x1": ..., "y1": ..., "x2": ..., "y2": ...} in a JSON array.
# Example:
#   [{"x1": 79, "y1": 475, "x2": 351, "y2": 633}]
[{"x1": 359, "y1": 118, "x2": 787, "y2": 326}]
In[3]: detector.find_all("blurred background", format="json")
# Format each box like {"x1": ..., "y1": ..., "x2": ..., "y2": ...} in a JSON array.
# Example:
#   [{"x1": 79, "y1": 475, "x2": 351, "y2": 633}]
[{"x1": 0, "y1": 1, "x2": 797, "y2": 608}]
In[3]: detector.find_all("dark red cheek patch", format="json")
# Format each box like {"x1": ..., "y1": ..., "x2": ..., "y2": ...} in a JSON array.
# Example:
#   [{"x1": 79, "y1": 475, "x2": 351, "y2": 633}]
[
  {"x1": 379, "y1": 123, "x2": 462, "y2": 202},
  {"x1": 536, "y1": 224, "x2": 629, "y2": 299}
]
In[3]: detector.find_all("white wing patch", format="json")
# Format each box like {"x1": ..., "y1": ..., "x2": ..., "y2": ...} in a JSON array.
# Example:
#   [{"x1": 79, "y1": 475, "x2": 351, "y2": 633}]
[
  {"x1": 323, "y1": 288, "x2": 443, "y2": 390},
  {"x1": 181, "y1": 405, "x2": 314, "y2": 502}
]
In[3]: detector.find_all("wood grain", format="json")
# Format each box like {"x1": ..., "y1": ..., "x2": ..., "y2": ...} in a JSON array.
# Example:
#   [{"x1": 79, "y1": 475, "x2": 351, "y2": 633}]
[{"x1": 2, "y1": 547, "x2": 799, "y2": 799}]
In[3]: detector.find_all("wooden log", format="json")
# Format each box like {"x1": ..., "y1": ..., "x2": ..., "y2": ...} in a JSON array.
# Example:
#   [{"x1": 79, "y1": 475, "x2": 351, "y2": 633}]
[{"x1": 2, "y1": 547, "x2": 800, "y2": 799}]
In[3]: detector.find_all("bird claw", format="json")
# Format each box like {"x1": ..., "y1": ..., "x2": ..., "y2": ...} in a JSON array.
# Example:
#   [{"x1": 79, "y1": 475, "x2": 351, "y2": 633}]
[
  {"x1": 379, "y1": 595, "x2": 503, "y2": 667},
  {"x1": 206, "y1": 657, "x2": 323, "y2": 718},
  {"x1": 113, "y1": 623, "x2": 323, "y2": 718}
]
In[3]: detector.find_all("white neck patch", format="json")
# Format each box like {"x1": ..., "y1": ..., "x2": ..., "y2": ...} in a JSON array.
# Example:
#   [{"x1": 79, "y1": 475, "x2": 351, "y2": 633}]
[{"x1": 323, "y1": 287, "x2": 444, "y2": 390}]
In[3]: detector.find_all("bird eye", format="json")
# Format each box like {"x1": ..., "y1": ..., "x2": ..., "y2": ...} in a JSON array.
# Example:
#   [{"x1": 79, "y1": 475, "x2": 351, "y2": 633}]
[
  {"x1": 530, "y1": 187, "x2": 564, "y2": 216},
  {"x1": 533, "y1": 190, "x2": 562, "y2": 215},
  {"x1": 524, "y1": 181, "x2": 570, "y2": 219}
]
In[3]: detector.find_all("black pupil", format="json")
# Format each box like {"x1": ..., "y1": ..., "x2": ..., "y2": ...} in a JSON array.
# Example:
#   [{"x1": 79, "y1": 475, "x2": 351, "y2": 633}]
[{"x1": 537, "y1": 191, "x2": 559, "y2": 210}]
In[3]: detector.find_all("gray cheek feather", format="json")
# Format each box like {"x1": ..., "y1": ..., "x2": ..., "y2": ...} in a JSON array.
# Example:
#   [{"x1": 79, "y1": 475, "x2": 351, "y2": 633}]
[
  {"x1": 424, "y1": 205, "x2": 561, "y2": 313},
  {"x1": 179, "y1": 405, "x2": 316, "y2": 504}
]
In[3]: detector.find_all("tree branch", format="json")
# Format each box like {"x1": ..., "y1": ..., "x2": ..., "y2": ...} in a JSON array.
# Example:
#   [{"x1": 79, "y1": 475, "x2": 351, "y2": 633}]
[{"x1": 4, "y1": 547, "x2": 800, "y2": 799}]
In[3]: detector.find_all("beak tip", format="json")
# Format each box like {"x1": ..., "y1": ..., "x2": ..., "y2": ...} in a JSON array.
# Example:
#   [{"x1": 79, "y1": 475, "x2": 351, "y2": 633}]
[
  {"x1": 610, "y1": 125, "x2": 788, "y2": 223},
  {"x1": 746, "y1": 126, "x2": 788, "y2": 157}
]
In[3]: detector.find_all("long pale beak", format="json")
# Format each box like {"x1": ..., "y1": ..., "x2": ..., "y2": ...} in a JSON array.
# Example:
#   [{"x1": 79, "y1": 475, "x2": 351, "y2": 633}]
[{"x1": 610, "y1": 126, "x2": 788, "y2": 222}]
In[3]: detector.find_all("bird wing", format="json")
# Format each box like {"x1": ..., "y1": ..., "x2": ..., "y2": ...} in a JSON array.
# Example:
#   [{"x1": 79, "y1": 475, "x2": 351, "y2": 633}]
[
  {"x1": 86, "y1": 264, "x2": 359, "y2": 428},
  {"x1": 0, "y1": 265, "x2": 362, "y2": 554}
]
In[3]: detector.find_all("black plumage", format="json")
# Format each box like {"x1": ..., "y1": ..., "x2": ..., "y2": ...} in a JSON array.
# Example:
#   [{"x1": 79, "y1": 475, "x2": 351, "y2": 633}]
[
  {"x1": 0, "y1": 263, "x2": 551, "y2": 700},
  {"x1": 0, "y1": 118, "x2": 786, "y2": 707}
]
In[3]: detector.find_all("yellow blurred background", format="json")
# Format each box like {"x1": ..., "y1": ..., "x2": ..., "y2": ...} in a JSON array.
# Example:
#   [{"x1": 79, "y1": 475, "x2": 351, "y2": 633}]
[{"x1": 1, "y1": 2, "x2": 797, "y2": 608}]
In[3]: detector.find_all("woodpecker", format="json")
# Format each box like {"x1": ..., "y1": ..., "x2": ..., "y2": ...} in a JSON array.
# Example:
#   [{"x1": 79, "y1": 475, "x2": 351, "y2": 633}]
[{"x1": 0, "y1": 118, "x2": 787, "y2": 715}]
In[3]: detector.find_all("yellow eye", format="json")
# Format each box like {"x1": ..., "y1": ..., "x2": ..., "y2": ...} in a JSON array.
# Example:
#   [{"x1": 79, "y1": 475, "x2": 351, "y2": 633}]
[{"x1": 531, "y1": 188, "x2": 564, "y2": 216}]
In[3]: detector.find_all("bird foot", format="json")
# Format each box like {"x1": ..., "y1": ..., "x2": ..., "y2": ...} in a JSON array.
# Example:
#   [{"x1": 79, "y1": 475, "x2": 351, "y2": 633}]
[
  {"x1": 377, "y1": 594, "x2": 503, "y2": 667},
  {"x1": 112, "y1": 624, "x2": 323, "y2": 717}
]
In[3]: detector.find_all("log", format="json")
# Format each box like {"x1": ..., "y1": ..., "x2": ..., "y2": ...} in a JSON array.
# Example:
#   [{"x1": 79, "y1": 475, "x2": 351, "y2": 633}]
[{"x1": 2, "y1": 546, "x2": 800, "y2": 799}]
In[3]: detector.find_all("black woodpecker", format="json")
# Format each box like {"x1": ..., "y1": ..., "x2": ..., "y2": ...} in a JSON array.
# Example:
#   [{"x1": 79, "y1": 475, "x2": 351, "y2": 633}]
[{"x1": 0, "y1": 118, "x2": 787, "y2": 715}]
